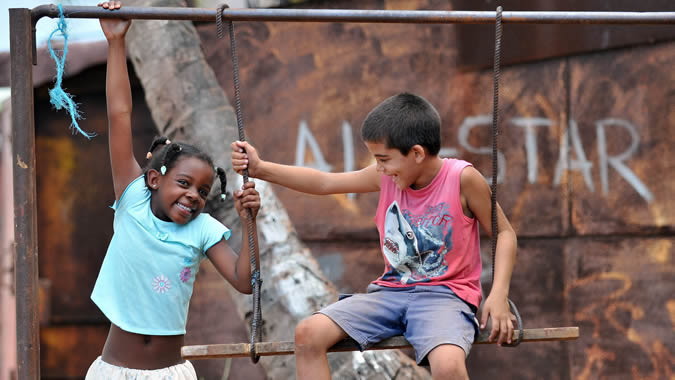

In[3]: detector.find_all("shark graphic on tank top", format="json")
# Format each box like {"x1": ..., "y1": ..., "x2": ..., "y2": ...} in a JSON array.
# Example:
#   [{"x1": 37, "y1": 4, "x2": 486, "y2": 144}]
[{"x1": 372, "y1": 158, "x2": 483, "y2": 308}]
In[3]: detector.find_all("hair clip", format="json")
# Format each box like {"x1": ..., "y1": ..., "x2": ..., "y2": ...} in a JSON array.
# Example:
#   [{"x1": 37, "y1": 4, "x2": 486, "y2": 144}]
[
  {"x1": 160, "y1": 165, "x2": 167, "y2": 175},
  {"x1": 220, "y1": 194, "x2": 226, "y2": 201},
  {"x1": 146, "y1": 152, "x2": 153, "y2": 160}
]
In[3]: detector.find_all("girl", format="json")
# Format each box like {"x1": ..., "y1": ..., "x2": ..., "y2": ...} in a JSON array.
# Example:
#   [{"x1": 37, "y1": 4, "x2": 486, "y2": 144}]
[{"x1": 86, "y1": 2, "x2": 261, "y2": 378}]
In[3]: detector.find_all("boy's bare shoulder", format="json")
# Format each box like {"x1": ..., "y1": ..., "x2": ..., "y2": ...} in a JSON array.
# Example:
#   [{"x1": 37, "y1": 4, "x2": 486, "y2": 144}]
[{"x1": 460, "y1": 165, "x2": 489, "y2": 193}]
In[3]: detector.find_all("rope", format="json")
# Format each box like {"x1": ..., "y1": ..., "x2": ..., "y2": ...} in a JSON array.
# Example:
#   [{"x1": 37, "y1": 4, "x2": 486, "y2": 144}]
[
  {"x1": 47, "y1": 4, "x2": 95, "y2": 139},
  {"x1": 218, "y1": 4, "x2": 263, "y2": 363},
  {"x1": 490, "y1": 6, "x2": 522, "y2": 347}
]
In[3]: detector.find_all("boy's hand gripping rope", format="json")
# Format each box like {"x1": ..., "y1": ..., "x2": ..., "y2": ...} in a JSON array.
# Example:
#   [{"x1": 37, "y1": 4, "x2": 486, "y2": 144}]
[
  {"x1": 217, "y1": 4, "x2": 263, "y2": 363},
  {"x1": 490, "y1": 6, "x2": 523, "y2": 347}
]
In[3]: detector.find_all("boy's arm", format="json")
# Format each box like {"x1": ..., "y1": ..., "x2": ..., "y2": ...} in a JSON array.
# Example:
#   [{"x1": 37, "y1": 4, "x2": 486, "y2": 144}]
[
  {"x1": 101, "y1": 3, "x2": 141, "y2": 200},
  {"x1": 232, "y1": 140, "x2": 380, "y2": 195},
  {"x1": 461, "y1": 166, "x2": 517, "y2": 345}
]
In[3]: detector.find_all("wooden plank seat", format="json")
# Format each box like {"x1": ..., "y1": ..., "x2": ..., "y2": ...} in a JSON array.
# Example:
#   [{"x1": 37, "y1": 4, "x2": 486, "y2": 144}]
[{"x1": 182, "y1": 326, "x2": 579, "y2": 359}]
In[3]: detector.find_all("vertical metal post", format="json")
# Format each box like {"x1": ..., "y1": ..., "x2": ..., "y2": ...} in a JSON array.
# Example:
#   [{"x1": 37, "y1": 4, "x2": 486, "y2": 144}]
[{"x1": 10, "y1": 8, "x2": 40, "y2": 380}]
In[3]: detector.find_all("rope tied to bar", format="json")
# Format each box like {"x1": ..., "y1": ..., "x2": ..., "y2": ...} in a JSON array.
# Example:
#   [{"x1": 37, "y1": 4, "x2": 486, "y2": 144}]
[
  {"x1": 47, "y1": 3, "x2": 95, "y2": 139},
  {"x1": 217, "y1": 3, "x2": 263, "y2": 364},
  {"x1": 489, "y1": 6, "x2": 522, "y2": 347}
]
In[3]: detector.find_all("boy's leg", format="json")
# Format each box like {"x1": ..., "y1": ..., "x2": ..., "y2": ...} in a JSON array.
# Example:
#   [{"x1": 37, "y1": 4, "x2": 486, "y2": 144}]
[
  {"x1": 295, "y1": 313, "x2": 348, "y2": 380},
  {"x1": 403, "y1": 286, "x2": 478, "y2": 379},
  {"x1": 296, "y1": 286, "x2": 408, "y2": 380},
  {"x1": 427, "y1": 344, "x2": 469, "y2": 380}
]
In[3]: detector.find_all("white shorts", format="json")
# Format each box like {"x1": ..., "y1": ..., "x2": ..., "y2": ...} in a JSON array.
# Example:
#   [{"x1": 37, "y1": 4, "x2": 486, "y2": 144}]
[{"x1": 85, "y1": 356, "x2": 197, "y2": 380}]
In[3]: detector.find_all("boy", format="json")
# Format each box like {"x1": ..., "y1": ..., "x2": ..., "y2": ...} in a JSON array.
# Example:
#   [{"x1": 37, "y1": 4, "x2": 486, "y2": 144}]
[{"x1": 231, "y1": 93, "x2": 517, "y2": 380}]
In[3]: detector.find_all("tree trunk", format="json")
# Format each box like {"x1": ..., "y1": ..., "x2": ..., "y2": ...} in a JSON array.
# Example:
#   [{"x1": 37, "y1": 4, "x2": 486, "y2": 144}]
[{"x1": 124, "y1": 1, "x2": 431, "y2": 378}]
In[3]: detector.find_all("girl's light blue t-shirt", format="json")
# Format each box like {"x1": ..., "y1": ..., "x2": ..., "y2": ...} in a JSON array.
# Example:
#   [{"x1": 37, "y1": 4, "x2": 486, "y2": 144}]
[{"x1": 91, "y1": 176, "x2": 231, "y2": 335}]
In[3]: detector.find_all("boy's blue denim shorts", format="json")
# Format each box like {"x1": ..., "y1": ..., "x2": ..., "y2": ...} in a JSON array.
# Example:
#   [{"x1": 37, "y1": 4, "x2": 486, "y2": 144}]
[{"x1": 318, "y1": 284, "x2": 479, "y2": 364}]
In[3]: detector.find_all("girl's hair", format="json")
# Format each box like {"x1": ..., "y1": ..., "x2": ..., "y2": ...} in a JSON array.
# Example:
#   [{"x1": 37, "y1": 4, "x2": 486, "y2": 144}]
[{"x1": 144, "y1": 136, "x2": 227, "y2": 201}]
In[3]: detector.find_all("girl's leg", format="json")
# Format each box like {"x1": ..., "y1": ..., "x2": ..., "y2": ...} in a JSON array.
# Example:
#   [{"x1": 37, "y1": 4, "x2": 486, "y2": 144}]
[
  {"x1": 427, "y1": 344, "x2": 469, "y2": 380},
  {"x1": 295, "y1": 313, "x2": 348, "y2": 380}
]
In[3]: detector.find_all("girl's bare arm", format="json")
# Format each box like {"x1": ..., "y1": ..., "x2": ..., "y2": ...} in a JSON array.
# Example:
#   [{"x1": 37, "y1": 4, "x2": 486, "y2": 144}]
[{"x1": 100, "y1": 2, "x2": 141, "y2": 199}]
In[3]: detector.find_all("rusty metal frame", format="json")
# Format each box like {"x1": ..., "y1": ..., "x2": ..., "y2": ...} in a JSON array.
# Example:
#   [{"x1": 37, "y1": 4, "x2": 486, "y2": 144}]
[
  {"x1": 30, "y1": 5, "x2": 675, "y2": 24},
  {"x1": 9, "y1": 5, "x2": 675, "y2": 379}
]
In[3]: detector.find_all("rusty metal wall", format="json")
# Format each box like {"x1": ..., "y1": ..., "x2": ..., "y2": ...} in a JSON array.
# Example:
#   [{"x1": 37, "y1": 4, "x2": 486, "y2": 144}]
[{"x1": 452, "y1": 0, "x2": 675, "y2": 68}]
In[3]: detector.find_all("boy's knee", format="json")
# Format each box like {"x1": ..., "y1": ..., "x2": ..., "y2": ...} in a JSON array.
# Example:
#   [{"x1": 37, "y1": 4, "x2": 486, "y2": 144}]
[
  {"x1": 432, "y1": 361, "x2": 467, "y2": 380},
  {"x1": 294, "y1": 318, "x2": 313, "y2": 343},
  {"x1": 428, "y1": 345, "x2": 468, "y2": 380},
  {"x1": 295, "y1": 314, "x2": 343, "y2": 355},
  {"x1": 294, "y1": 316, "x2": 323, "y2": 351}
]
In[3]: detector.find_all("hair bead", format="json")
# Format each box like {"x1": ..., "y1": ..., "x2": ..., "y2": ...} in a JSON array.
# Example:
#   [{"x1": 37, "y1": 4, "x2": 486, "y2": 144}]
[{"x1": 216, "y1": 167, "x2": 227, "y2": 202}]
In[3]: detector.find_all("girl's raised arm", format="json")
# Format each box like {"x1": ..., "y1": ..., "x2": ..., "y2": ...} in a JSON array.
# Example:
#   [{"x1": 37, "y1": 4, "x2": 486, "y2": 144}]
[{"x1": 100, "y1": 2, "x2": 141, "y2": 199}]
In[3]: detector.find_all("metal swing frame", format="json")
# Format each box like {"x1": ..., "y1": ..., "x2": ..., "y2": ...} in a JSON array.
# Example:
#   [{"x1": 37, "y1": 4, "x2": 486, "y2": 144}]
[{"x1": 9, "y1": 4, "x2": 675, "y2": 378}]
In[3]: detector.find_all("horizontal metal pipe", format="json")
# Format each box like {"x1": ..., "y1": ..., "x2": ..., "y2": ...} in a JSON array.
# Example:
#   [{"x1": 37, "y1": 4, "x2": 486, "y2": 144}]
[{"x1": 30, "y1": 5, "x2": 675, "y2": 25}]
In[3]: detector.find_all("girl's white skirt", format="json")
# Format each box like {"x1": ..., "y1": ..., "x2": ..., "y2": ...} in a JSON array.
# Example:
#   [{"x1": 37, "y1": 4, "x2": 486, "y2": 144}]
[{"x1": 85, "y1": 356, "x2": 197, "y2": 380}]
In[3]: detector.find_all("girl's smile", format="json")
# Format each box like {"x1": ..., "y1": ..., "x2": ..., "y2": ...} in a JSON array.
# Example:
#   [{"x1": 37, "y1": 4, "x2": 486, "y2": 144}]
[
  {"x1": 175, "y1": 202, "x2": 194, "y2": 215},
  {"x1": 147, "y1": 156, "x2": 215, "y2": 224}
]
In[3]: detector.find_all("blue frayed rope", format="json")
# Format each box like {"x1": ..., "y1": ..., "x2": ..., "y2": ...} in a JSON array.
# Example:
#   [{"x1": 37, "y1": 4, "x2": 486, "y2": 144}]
[{"x1": 48, "y1": 4, "x2": 94, "y2": 139}]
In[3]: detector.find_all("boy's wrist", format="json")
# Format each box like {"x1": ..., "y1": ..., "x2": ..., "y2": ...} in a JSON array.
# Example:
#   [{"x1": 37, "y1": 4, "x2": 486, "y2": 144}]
[
  {"x1": 487, "y1": 287, "x2": 509, "y2": 300},
  {"x1": 107, "y1": 38, "x2": 126, "y2": 46},
  {"x1": 255, "y1": 160, "x2": 269, "y2": 180}
]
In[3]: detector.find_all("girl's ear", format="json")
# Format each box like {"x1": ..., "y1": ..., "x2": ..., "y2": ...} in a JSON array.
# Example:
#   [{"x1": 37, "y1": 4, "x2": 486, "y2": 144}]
[
  {"x1": 412, "y1": 144, "x2": 426, "y2": 163},
  {"x1": 146, "y1": 169, "x2": 161, "y2": 190}
]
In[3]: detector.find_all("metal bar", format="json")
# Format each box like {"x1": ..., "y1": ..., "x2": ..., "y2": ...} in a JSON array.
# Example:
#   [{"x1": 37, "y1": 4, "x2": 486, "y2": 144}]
[
  {"x1": 182, "y1": 327, "x2": 580, "y2": 359},
  {"x1": 31, "y1": 5, "x2": 675, "y2": 25},
  {"x1": 10, "y1": 8, "x2": 40, "y2": 380}
]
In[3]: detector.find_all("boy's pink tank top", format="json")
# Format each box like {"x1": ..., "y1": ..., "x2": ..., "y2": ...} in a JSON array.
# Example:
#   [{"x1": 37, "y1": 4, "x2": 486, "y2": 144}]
[{"x1": 373, "y1": 158, "x2": 482, "y2": 308}]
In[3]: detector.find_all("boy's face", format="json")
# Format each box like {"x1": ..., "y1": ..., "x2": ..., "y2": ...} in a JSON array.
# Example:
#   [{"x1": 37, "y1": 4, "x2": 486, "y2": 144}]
[{"x1": 366, "y1": 141, "x2": 422, "y2": 190}]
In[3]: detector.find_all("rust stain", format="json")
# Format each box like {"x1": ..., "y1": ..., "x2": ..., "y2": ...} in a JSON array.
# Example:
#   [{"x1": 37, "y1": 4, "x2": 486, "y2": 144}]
[
  {"x1": 605, "y1": 302, "x2": 644, "y2": 336},
  {"x1": 566, "y1": 272, "x2": 632, "y2": 300},
  {"x1": 567, "y1": 269, "x2": 674, "y2": 380},
  {"x1": 535, "y1": 93, "x2": 556, "y2": 123},
  {"x1": 567, "y1": 272, "x2": 632, "y2": 339},
  {"x1": 330, "y1": 193, "x2": 361, "y2": 214},
  {"x1": 510, "y1": 189, "x2": 526, "y2": 228},
  {"x1": 647, "y1": 240, "x2": 671, "y2": 265},
  {"x1": 649, "y1": 191, "x2": 668, "y2": 227},
  {"x1": 37, "y1": 137, "x2": 76, "y2": 294},
  {"x1": 576, "y1": 344, "x2": 616, "y2": 380},
  {"x1": 16, "y1": 154, "x2": 28, "y2": 169},
  {"x1": 667, "y1": 300, "x2": 675, "y2": 330},
  {"x1": 646, "y1": 341, "x2": 675, "y2": 380}
]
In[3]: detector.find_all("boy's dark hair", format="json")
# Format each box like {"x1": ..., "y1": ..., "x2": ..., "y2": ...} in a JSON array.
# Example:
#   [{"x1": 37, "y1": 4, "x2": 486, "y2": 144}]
[
  {"x1": 144, "y1": 136, "x2": 227, "y2": 201},
  {"x1": 361, "y1": 93, "x2": 441, "y2": 156}
]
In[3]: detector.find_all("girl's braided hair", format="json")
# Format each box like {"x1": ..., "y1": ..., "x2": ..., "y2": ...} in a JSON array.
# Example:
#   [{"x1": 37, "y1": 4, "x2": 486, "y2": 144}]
[{"x1": 144, "y1": 136, "x2": 227, "y2": 201}]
